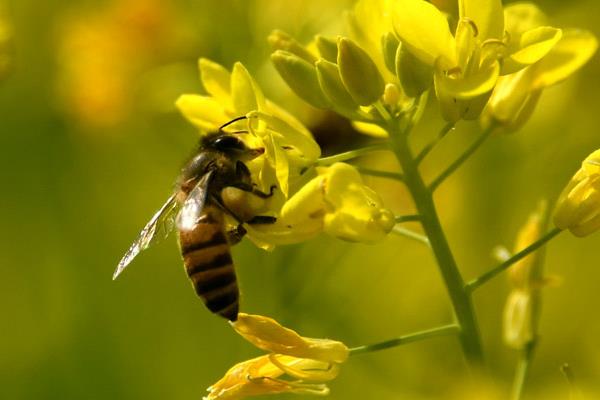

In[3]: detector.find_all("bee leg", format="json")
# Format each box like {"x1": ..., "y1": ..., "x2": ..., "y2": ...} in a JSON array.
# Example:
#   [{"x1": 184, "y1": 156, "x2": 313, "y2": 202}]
[
  {"x1": 227, "y1": 224, "x2": 247, "y2": 245},
  {"x1": 246, "y1": 215, "x2": 277, "y2": 225},
  {"x1": 232, "y1": 183, "x2": 277, "y2": 199}
]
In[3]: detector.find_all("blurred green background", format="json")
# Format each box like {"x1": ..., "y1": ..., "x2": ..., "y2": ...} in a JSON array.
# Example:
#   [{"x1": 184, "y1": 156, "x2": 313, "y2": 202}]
[{"x1": 1, "y1": 0, "x2": 599, "y2": 399}]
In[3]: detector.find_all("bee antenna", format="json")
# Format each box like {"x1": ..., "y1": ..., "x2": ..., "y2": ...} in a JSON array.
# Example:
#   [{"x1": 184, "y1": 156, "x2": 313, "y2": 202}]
[{"x1": 219, "y1": 116, "x2": 247, "y2": 132}]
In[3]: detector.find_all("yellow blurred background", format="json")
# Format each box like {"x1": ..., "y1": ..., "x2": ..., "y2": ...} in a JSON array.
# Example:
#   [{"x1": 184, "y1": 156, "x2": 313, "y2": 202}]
[{"x1": 1, "y1": 0, "x2": 599, "y2": 399}]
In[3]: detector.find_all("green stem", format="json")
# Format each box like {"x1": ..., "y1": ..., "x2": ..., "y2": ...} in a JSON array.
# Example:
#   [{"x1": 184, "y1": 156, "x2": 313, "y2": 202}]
[
  {"x1": 465, "y1": 228, "x2": 562, "y2": 292},
  {"x1": 349, "y1": 324, "x2": 459, "y2": 356},
  {"x1": 511, "y1": 342, "x2": 537, "y2": 400},
  {"x1": 356, "y1": 166, "x2": 404, "y2": 181},
  {"x1": 316, "y1": 144, "x2": 390, "y2": 166},
  {"x1": 395, "y1": 214, "x2": 421, "y2": 223},
  {"x1": 387, "y1": 120, "x2": 484, "y2": 366},
  {"x1": 392, "y1": 226, "x2": 430, "y2": 246},
  {"x1": 415, "y1": 122, "x2": 456, "y2": 165},
  {"x1": 429, "y1": 125, "x2": 495, "y2": 191}
]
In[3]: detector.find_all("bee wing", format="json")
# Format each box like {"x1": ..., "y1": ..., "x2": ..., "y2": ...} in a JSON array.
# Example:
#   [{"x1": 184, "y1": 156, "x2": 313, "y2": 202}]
[
  {"x1": 176, "y1": 170, "x2": 214, "y2": 231},
  {"x1": 114, "y1": 193, "x2": 180, "y2": 280}
]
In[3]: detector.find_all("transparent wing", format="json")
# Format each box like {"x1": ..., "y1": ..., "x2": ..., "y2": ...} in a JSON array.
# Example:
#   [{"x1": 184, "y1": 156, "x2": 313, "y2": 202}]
[
  {"x1": 176, "y1": 170, "x2": 213, "y2": 231},
  {"x1": 114, "y1": 193, "x2": 179, "y2": 280}
]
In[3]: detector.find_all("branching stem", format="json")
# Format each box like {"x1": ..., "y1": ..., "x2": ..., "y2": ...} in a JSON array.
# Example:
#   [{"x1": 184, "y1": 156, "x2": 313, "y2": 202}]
[
  {"x1": 356, "y1": 167, "x2": 404, "y2": 181},
  {"x1": 465, "y1": 228, "x2": 563, "y2": 292},
  {"x1": 316, "y1": 144, "x2": 390, "y2": 166},
  {"x1": 385, "y1": 117, "x2": 484, "y2": 366},
  {"x1": 511, "y1": 341, "x2": 537, "y2": 400},
  {"x1": 415, "y1": 122, "x2": 455, "y2": 165},
  {"x1": 349, "y1": 324, "x2": 459, "y2": 356},
  {"x1": 429, "y1": 125, "x2": 495, "y2": 191}
]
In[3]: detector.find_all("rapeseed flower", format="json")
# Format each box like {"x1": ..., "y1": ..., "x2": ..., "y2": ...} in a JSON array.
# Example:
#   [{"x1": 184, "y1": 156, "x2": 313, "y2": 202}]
[
  {"x1": 246, "y1": 162, "x2": 395, "y2": 249},
  {"x1": 503, "y1": 203, "x2": 551, "y2": 349},
  {"x1": 554, "y1": 149, "x2": 600, "y2": 237},
  {"x1": 393, "y1": 0, "x2": 564, "y2": 122},
  {"x1": 204, "y1": 313, "x2": 348, "y2": 400},
  {"x1": 482, "y1": 4, "x2": 598, "y2": 130}
]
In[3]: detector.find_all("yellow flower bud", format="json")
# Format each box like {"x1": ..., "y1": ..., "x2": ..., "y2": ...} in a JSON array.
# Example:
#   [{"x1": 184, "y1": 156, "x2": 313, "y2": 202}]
[
  {"x1": 337, "y1": 37, "x2": 385, "y2": 106},
  {"x1": 503, "y1": 289, "x2": 539, "y2": 350},
  {"x1": 271, "y1": 50, "x2": 331, "y2": 109},
  {"x1": 554, "y1": 149, "x2": 600, "y2": 237},
  {"x1": 320, "y1": 163, "x2": 395, "y2": 243},
  {"x1": 315, "y1": 35, "x2": 338, "y2": 63},
  {"x1": 268, "y1": 29, "x2": 317, "y2": 64},
  {"x1": 315, "y1": 59, "x2": 359, "y2": 114},
  {"x1": 509, "y1": 201, "x2": 547, "y2": 289},
  {"x1": 395, "y1": 43, "x2": 433, "y2": 98},
  {"x1": 381, "y1": 32, "x2": 400, "y2": 74}
]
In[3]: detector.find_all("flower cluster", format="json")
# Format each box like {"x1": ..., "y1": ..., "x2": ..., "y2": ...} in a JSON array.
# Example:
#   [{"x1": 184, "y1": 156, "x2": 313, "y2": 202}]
[
  {"x1": 554, "y1": 149, "x2": 600, "y2": 237},
  {"x1": 503, "y1": 202, "x2": 549, "y2": 349},
  {"x1": 269, "y1": 0, "x2": 596, "y2": 131},
  {"x1": 177, "y1": 60, "x2": 395, "y2": 249},
  {"x1": 0, "y1": 2, "x2": 12, "y2": 79},
  {"x1": 205, "y1": 314, "x2": 348, "y2": 400}
]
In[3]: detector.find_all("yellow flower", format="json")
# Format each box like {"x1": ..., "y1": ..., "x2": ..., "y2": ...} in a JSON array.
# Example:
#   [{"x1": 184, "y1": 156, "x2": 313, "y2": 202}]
[
  {"x1": 0, "y1": 4, "x2": 12, "y2": 79},
  {"x1": 393, "y1": 0, "x2": 564, "y2": 122},
  {"x1": 503, "y1": 289, "x2": 539, "y2": 350},
  {"x1": 176, "y1": 59, "x2": 321, "y2": 198},
  {"x1": 508, "y1": 201, "x2": 547, "y2": 289},
  {"x1": 246, "y1": 163, "x2": 395, "y2": 249},
  {"x1": 503, "y1": 203, "x2": 556, "y2": 350},
  {"x1": 205, "y1": 313, "x2": 348, "y2": 400},
  {"x1": 482, "y1": 14, "x2": 597, "y2": 131},
  {"x1": 554, "y1": 149, "x2": 600, "y2": 237}
]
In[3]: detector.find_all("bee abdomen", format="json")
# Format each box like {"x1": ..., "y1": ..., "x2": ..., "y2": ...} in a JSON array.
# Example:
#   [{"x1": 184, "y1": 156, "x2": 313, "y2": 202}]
[{"x1": 180, "y1": 229, "x2": 239, "y2": 321}]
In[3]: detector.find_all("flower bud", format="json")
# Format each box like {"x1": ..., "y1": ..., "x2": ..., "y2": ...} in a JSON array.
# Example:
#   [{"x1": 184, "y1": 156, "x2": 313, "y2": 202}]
[
  {"x1": 554, "y1": 149, "x2": 600, "y2": 237},
  {"x1": 315, "y1": 35, "x2": 338, "y2": 63},
  {"x1": 381, "y1": 32, "x2": 400, "y2": 74},
  {"x1": 268, "y1": 29, "x2": 317, "y2": 64},
  {"x1": 271, "y1": 50, "x2": 330, "y2": 109},
  {"x1": 315, "y1": 59, "x2": 359, "y2": 114},
  {"x1": 320, "y1": 163, "x2": 395, "y2": 242},
  {"x1": 337, "y1": 37, "x2": 385, "y2": 106},
  {"x1": 395, "y1": 43, "x2": 433, "y2": 97},
  {"x1": 503, "y1": 289, "x2": 539, "y2": 349},
  {"x1": 509, "y1": 202, "x2": 547, "y2": 289},
  {"x1": 383, "y1": 83, "x2": 401, "y2": 107}
]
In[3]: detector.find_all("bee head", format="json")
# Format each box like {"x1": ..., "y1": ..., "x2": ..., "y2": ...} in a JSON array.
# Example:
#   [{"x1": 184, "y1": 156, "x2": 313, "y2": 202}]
[{"x1": 203, "y1": 133, "x2": 264, "y2": 160}]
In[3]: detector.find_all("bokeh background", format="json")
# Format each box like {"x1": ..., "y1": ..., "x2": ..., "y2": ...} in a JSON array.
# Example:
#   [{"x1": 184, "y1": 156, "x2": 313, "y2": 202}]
[{"x1": 1, "y1": 0, "x2": 599, "y2": 399}]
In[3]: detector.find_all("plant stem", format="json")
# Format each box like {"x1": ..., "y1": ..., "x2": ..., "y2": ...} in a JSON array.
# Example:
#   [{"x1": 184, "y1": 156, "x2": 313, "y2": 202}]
[
  {"x1": 465, "y1": 228, "x2": 562, "y2": 292},
  {"x1": 387, "y1": 121, "x2": 484, "y2": 367},
  {"x1": 415, "y1": 122, "x2": 455, "y2": 165},
  {"x1": 429, "y1": 125, "x2": 495, "y2": 191},
  {"x1": 395, "y1": 214, "x2": 421, "y2": 223},
  {"x1": 356, "y1": 166, "x2": 404, "y2": 181},
  {"x1": 392, "y1": 226, "x2": 430, "y2": 246},
  {"x1": 511, "y1": 342, "x2": 536, "y2": 400},
  {"x1": 316, "y1": 144, "x2": 390, "y2": 166},
  {"x1": 349, "y1": 324, "x2": 459, "y2": 356}
]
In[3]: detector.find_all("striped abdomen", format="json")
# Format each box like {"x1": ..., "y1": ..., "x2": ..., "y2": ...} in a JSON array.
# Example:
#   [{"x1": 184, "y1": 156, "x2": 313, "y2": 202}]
[{"x1": 178, "y1": 205, "x2": 239, "y2": 321}]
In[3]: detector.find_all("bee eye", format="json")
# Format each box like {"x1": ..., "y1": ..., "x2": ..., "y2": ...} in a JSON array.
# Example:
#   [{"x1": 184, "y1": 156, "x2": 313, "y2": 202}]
[{"x1": 213, "y1": 136, "x2": 246, "y2": 151}]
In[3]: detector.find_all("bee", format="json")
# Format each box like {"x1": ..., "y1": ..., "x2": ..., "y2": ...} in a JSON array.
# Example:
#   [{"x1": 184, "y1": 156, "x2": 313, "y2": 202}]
[{"x1": 114, "y1": 117, "x2": 276, "y2": 321}]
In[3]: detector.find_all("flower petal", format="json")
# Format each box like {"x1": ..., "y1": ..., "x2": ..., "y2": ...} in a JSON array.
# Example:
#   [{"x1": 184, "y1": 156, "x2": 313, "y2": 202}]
[
  {"x1": 531, "y1": 29, "x2": 598, "y2": 90},
  {"x1": 199, "y1": 58, "x2": 232, "y2": 110},
  {"x1": 232, "y1": 313, "x2": 349, "y2": 363},
  {"x1": 503, "y1": 26, "x2": 562, "y2": 74},
  {"x1": 435, "y1": 58, "x2": 500, "y2": 99},
  {"x1": 459, "y1": 0, "x2": 504, "y2": 40},
  {"x1": 231, "y1": 62, "x2": 265, "y2": 115},
  {"x1": 175, "y1": 94, "x2": 229, "y2": 132},
  {"x1": 392, "y1": 0, "x2": 456, "y2": 67}
]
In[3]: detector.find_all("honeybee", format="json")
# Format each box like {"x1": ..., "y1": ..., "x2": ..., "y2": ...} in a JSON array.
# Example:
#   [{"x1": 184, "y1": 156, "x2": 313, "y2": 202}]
[{"x1": 114, "y1": 117, "x2": 276, "y2": 321}]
